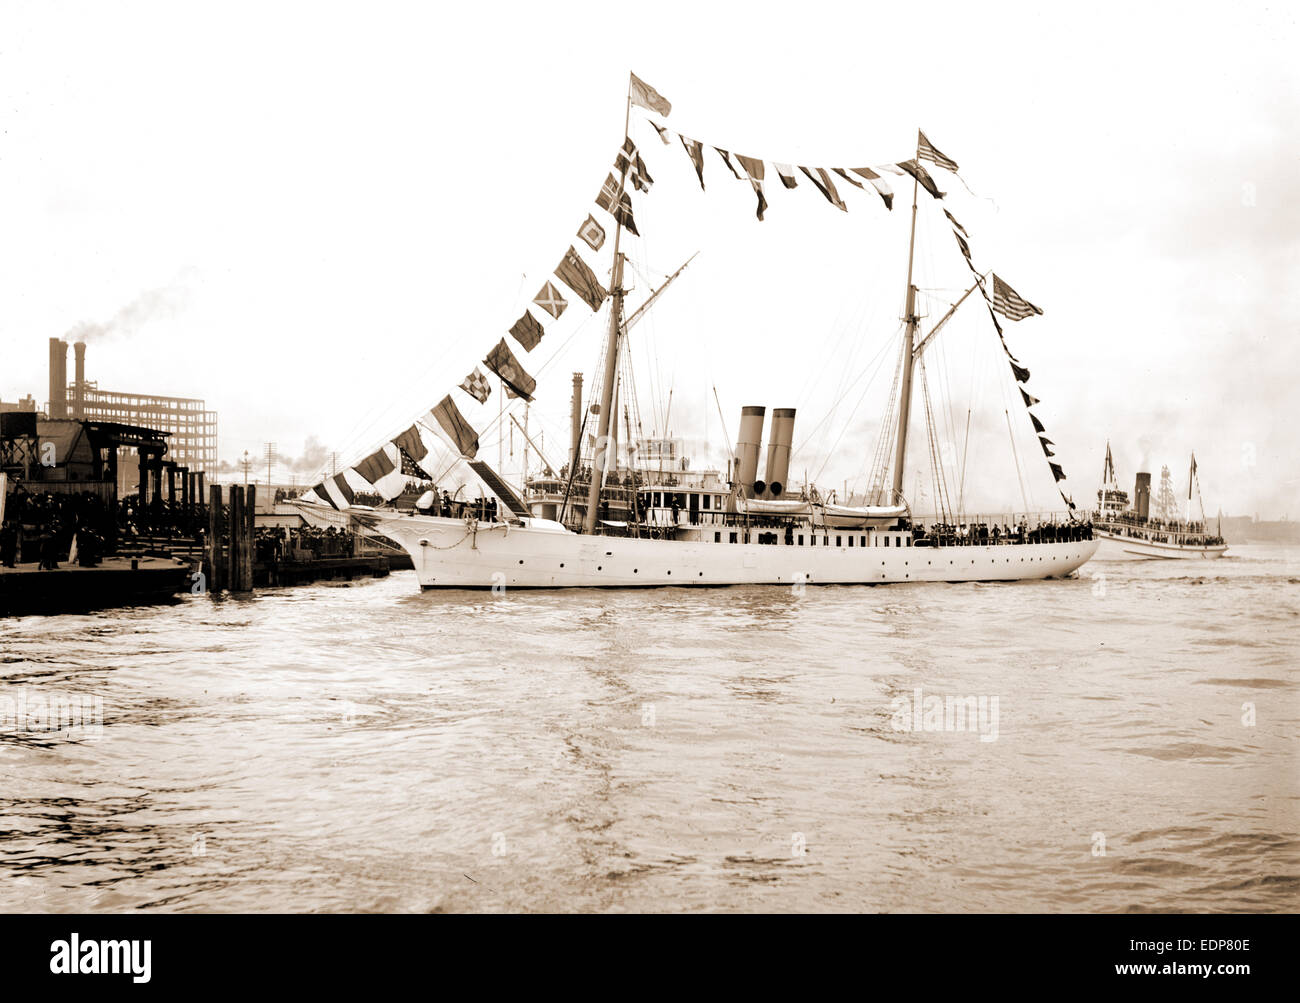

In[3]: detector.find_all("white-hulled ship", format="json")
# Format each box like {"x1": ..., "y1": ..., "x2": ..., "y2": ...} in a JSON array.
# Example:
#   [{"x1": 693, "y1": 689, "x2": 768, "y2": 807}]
[
  {"x1": 304, "y1": 78, "x2": 1099, "y2": 588},
  {"x1": 1092, "y1": 444, "x2": 1227, "y2": 560}
]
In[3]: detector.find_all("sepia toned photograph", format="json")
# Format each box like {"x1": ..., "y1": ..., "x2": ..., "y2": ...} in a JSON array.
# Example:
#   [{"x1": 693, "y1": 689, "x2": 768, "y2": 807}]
[{"x1": 0, "y1": 0, "x2": 1295, "y2": 967}]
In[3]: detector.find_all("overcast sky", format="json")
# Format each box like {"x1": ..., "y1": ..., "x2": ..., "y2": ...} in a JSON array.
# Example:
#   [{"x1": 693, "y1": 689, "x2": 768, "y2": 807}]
[{"x1": 2, "y1": 0, "x2": 1296, "y2": 518}]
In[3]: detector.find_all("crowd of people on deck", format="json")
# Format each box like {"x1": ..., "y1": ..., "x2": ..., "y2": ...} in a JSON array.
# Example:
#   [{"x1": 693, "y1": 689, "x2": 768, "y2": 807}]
[
  {"x1": 253, "y1": 525, "x2": 358, "y2": 562},
  {"x1": 1101, "y1": 515, "x2": 1223, "y2": 547},
  {"x1": 418, "y1": 490, "x2": 500, "y2": 521},
  {"x1": 911, "y1": 517, "x2": 1093, "y2": 547}
]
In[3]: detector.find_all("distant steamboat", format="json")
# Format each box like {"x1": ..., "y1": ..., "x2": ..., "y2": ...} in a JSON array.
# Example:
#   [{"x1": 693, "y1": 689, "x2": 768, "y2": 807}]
[{"x1": 1092, "y1": 445, "x2": 1227, "y2": 561}]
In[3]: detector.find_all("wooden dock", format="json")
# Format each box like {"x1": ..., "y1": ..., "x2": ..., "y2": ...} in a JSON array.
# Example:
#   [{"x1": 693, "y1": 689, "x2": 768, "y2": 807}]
[{"x1": 0, "y1": 556, "x2": 193, "y2": 616}]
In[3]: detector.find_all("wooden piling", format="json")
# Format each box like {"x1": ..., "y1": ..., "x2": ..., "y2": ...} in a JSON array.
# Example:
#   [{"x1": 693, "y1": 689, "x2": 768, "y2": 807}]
[
  {"x1": 227, "y1": 485, "x2": 242, "y2": 592},
  {"x1": 205, "y1": 483, "x2": 224, "y2": 594},
  {"x1": 243, "y1": 484, "x2": 256, "y2": 592}
]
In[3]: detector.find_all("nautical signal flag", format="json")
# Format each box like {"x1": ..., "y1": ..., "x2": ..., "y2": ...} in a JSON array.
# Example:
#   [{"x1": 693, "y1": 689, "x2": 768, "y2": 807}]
[
  {"x1": 509, "y1": 310, "x2": 545, "y2": 352},
  {"x1": 318, "y1": 472, "x2": 354, "y2": 510},
  {"x1": 735, "y1": 155, "x2": 767, "y2": 221},
  {"x1": 555, "y1": 245, "x2": 607, "y2": 312},
  {"x1": 355, "y1": 442, "x2": 407, "y2": 500},
  {"x1": 577, "y1": 214, "x2": 606, "y2": 252},
  {"x1": 917, "y1": 130, "x2": 959, "y2": 173},
  {"x1": 896, "y1": 159, "x2": 945, "y2": 200},
  {"x1": 354, "y1": 446, "x2": 397, "y2": 486},
  {"x1": 800, "y1": 167, "x2": 847, "y2": 212},
  {"x1": 595, "y1": 174, "x2": 639, "y2": 236},
  {"x1": 992, "y1": 273, "x2": 1044, "y2": 320},
  {"x1": 431, "y1": 395, "x2": 480, "y2": 458},
  {"x1": 629, "y1": 72, "x2": 671, "y2": 117},
  {"x1": 393, "y1": 424, "x2": 428, "y2": 462},
  {"x1": 533, "y1": 280, "x2": 568, "y2": 320},
  {"x1": 774, "y1": 163, "x2": 798, "y2": 190},
  {"x1": 680, "y1": 137, "x2": 706, "y2": 190},
  {"x1": 484, "y1": 338, "x2": 537, "y2": 402},
  {"x1": 715, "y1": 148, "x2": 743, "y2": 180},
  {"x1": 849, "y1": 167, "x2": 894, "y2": 210},
  {"x1": 614, "y1": 138, "x2": 654, "y2": 193},
  {"x1": 460, "y1": 367, "x2": 491, "y2": 404}
]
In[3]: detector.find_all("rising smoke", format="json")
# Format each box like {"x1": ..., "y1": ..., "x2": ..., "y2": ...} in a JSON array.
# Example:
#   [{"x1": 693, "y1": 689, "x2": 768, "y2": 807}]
[{"x1": 65, "y1": 273, "x2": 194, "y2": 344}]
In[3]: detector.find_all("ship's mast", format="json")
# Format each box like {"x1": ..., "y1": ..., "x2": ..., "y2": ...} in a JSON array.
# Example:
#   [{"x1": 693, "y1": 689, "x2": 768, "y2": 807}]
[
  {"x1": 890, "y1": 133, "x2": 923, "y2": 503},
  {"x1": 582, "y1": 84, "x2": 634, "y2": 535}
]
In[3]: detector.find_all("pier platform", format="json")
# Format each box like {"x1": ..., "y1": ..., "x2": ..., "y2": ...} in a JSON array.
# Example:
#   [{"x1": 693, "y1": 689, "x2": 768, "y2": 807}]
[{"x1": 0, "y1": 556, "x2": 193, "y2": 616}]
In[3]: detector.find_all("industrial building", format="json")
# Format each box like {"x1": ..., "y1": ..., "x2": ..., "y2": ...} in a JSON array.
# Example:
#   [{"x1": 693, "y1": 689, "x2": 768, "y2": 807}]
[{"x1": 47, "y1": 337, "x2": 218, "y2": 489}]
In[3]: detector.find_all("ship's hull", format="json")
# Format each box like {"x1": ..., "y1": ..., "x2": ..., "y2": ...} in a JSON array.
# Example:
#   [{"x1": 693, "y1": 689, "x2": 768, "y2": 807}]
[
  {"x1": 358, "y1": 510, "x2": 1098, "y2": 588},
  {"x1": 1093, "y1": 529, "x2": 1228, "y2": 561}
]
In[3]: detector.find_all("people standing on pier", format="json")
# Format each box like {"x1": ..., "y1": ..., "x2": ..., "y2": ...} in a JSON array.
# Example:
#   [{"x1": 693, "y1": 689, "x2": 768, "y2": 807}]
[{"x1": 0, "y1": 520, "x2": 17, "y2": 568}]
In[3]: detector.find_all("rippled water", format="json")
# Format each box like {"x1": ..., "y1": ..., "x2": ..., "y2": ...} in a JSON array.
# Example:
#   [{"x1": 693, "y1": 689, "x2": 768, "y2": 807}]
[{"x1": 1, "y1": 545, "x2": 1297, "y2": 913}]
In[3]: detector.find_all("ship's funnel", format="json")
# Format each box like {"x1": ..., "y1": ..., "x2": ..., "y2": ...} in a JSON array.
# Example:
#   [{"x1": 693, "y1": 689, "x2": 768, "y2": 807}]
[
  {"x1": 1134, "y1": 471, "x2": 1151, "y2": 520},
  {"x1": 734, "y1": 406, "x2": 766, "y2": 496},
  {"x1": 764, "y1": 407, "x2": 796, "y2": 497},
  {"x1": 48, "y1": 337, "x2": 68, "y2": 419},
  {"x1": 569, "y1": 372, "x2": 583, "y2": 468}
]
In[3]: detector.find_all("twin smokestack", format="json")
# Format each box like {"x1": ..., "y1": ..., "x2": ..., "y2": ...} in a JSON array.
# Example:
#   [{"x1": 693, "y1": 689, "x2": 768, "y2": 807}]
[
  {"x1": 47, "y1": 337, "x2": 88, "y2": 420},
  {"x1": 735, "y1": 405, "x2": 796, "y2": 498}
]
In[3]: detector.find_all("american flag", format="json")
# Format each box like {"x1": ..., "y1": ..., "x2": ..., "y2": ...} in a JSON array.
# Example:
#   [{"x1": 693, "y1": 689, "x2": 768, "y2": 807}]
[
  {"x1": 459, "y1": 367, "x2": 491, "y2": 404},
  {"x1": 992, "y1": 274, "x2": 1043, "y2": 321},
  {"x1": 399, "y1": 446, "x2": 432, "y2": 481},
  {"x1": 918, "y1": 130, "x2": 959, "y2": 173}
]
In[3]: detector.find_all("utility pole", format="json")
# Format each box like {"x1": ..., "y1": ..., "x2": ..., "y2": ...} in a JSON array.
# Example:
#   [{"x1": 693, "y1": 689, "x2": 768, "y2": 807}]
[
  {"x1": 241, "y1": 450, "x2": 252, "y2": 487},
  {"x1": 264, "y1": 442, "x2": 277, "y2": 489}
]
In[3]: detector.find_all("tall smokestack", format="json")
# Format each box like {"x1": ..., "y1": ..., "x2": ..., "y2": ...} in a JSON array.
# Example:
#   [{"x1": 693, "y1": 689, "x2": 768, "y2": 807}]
[
  {"x1": 735, "y1": 406, "x2": 766, "y2": 496},
  {"x1": 570, "y1": 372, "x2": 583, "y2": 469},
  {"x1": 73, "y1": 341, "x2": 86, "y2": 418},
  {"x1": 1135, "y1": 471, "x2": 1151, "y2": 521},
  {"x1": 48, "y1": 337, "x2": 68, "y2": 419},
  {"x1": 763, "y1": 408, "x2": 796, "y2": 497}
]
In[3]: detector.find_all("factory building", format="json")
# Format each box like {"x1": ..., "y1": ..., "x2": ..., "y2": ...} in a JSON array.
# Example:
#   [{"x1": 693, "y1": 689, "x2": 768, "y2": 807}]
[{"x1": 47, "y1": 337, "x2": 218, "y2": 489}]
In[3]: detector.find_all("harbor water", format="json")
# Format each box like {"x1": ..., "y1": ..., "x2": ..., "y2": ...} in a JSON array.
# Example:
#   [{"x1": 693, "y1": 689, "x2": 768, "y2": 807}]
[{"x1": 1, "y1": 545, "x2": 1297, "y2": 912}]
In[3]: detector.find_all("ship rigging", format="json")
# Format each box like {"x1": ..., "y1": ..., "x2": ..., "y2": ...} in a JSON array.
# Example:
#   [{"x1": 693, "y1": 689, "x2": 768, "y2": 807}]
[{"x1": 299, "y1": 73, "x2": 1099, "y2": 588}]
